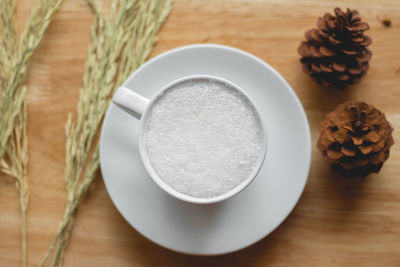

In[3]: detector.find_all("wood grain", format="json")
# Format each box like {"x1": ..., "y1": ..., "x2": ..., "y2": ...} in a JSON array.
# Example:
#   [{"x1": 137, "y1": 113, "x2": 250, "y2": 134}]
[{"x1": 1, "y1": 0, "x2": 400, "y2": 266}]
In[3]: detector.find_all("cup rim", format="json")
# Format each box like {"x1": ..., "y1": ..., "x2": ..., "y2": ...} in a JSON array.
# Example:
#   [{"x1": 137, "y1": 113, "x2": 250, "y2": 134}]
[{"x1": 138, "y1": 75, "x2": 267, "y2": 204}]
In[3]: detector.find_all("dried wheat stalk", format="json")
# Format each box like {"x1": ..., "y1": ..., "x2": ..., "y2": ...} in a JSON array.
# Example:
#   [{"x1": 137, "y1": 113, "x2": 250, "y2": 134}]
[
  {"x1": 40, "y1": 0, "x2": 172, "y2": 266},
  {"x1": 0, "y1": 0, "x2": 63, "y2": 266},
  {"x1": 0, "y1": 99, "x2": 29, "y2": 267},
  {"x1": 0, "y1": 0, "x2": 63, "y2": 159}
]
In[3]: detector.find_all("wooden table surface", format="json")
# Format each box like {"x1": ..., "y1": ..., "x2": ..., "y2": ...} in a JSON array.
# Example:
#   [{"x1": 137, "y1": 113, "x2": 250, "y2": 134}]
[{"x1": 1, "y1": 0, "x2": 400, "y2": 266}]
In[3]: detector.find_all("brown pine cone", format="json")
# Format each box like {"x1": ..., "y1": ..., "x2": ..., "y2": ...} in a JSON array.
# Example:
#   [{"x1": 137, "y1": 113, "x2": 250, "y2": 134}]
[
  {"x1": 318, "y1": 102, "x2": 394, "y2": 177},
  {"x1": 298, "y1": 8, "x2": 372, "y2": 89}
]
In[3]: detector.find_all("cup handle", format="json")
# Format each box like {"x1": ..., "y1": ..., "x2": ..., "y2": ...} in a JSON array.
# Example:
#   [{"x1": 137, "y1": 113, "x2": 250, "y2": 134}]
[{"x1": 112, "y1": 87, "x2": 150, "y2": 118}]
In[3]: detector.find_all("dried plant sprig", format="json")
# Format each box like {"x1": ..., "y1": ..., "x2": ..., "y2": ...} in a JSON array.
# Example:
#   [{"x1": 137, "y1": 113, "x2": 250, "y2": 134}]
[
  {"x1": 40, "y1": 0, "x2": 172, "y2": 266},
  {"x1": 0, "y1": 99, "x2": 28, "y2": 267},
  {"x1": 0, "y1": 0, "x2": 63, "y2": 266},
  {"x1": 0, "y1": 0, "x2": 16, "y2": 83},
  {"x1": 0, "y1": 0, "x2": 63, "y2": 160}
]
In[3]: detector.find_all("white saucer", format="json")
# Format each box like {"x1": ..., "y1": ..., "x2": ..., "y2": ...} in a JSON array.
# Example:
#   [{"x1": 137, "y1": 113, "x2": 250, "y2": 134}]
[{"x1": 99, "y1": 44, "x2": 311, "y2": 255}]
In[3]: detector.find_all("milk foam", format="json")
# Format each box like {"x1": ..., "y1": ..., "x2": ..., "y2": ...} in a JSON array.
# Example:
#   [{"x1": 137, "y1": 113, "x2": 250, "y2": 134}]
[{"x1": 144, "y1": 78, "x2": 264, "y2": 199}]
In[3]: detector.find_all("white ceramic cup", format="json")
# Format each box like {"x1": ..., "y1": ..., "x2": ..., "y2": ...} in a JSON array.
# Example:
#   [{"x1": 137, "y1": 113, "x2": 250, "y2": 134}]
[{"x1": 112, "y1": 75, "x2": 267, "y2": 204}]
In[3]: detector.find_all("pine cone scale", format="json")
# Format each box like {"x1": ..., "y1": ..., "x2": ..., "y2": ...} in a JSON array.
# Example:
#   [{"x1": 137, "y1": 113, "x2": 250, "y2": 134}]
[
  {"x1": 349, "y1": 22, "x2": 369, "y2": 31},
  {"x1": 333, "y1": 62, "x2": 346, "y2": 72},
  {"x1": 359, "y1": 145, "x2": 373, "y2": 155},
  {"x1": 348, "y1": 67, "x2": 362, "y2": 75},
  {"x1": 364, "y1": 131, "x2": 380, "y2": 143},
  {"x1": 341, "y1": 146, "x2": 356, "y2": 156}
]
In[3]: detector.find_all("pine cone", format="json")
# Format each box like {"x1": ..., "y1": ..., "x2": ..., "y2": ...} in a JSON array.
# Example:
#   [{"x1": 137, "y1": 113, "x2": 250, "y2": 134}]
[
  {"x1": 318, "y1": 102, "x2": 394, "y2": 177},
  {"x1": 298, "y1": 8, "x2": 372, "y2": 89}
]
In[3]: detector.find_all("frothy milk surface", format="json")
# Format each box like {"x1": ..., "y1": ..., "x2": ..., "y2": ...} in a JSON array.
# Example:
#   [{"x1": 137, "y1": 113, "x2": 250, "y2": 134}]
[{"x1": 143, "y1": 79, "x2": 264, "y2": 199}]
